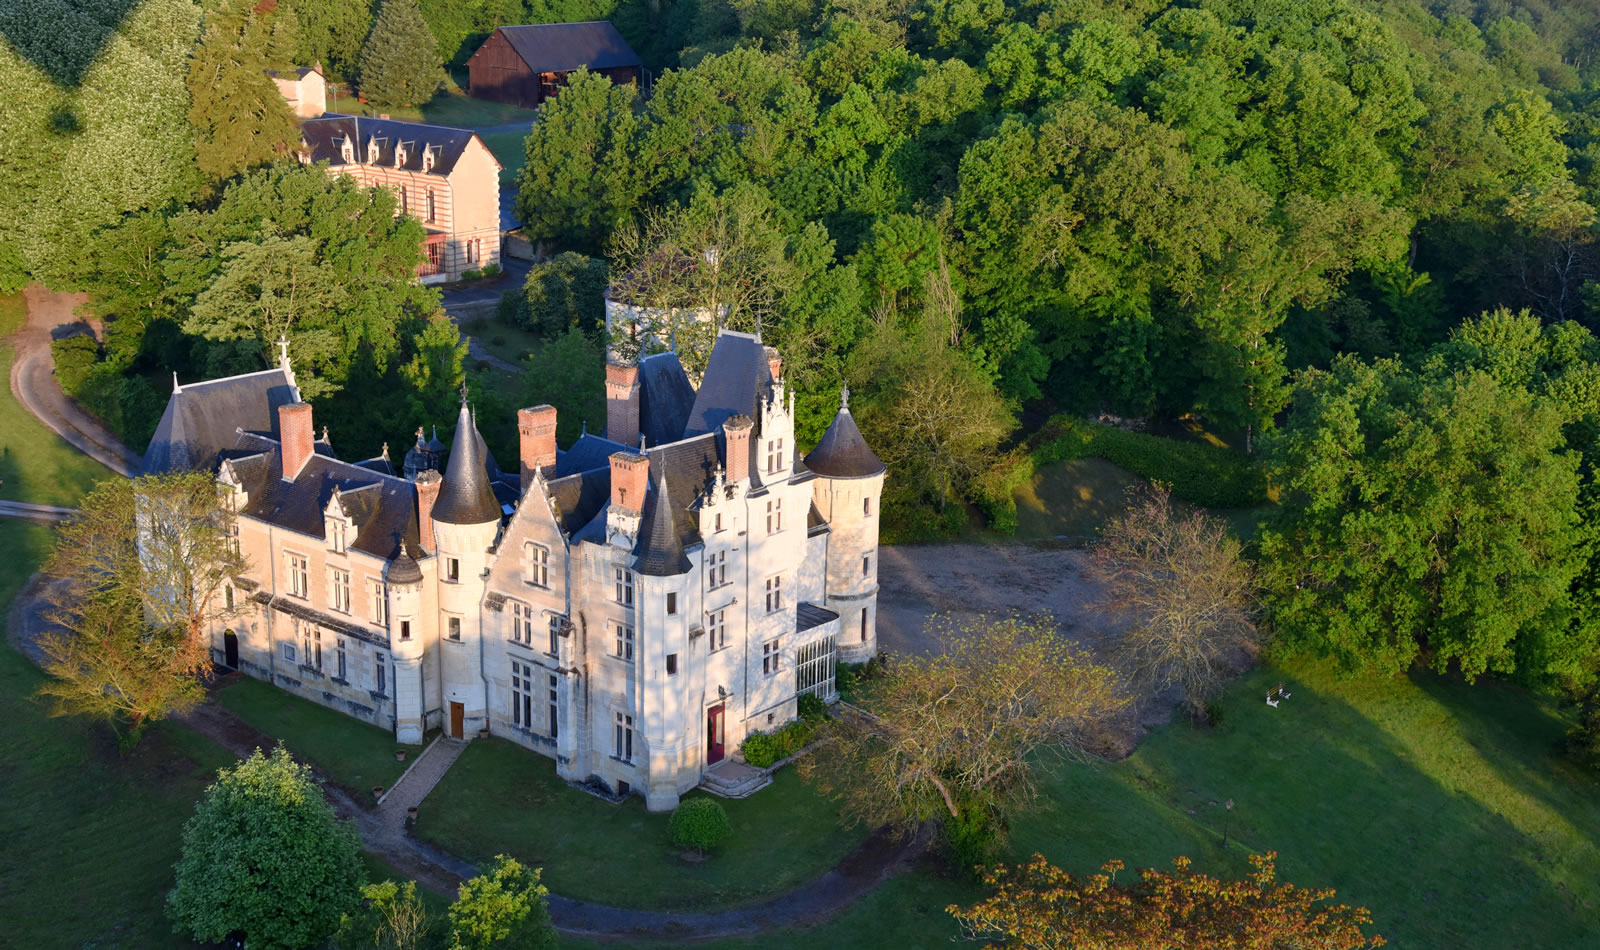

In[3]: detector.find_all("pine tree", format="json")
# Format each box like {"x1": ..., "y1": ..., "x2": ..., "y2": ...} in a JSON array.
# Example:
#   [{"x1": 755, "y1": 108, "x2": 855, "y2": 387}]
[
  {"x1": 187, "y1": 0, "x2": 300, "y2": 183},
  {"x1": 358, "y1": 0, "x2": 442, "y2": 109}
]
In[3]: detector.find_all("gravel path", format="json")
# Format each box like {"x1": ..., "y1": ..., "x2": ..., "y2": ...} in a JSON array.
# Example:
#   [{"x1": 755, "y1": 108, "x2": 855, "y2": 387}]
[{"x1": 9, "y1": 284, "x2": 139, "y2": 476}]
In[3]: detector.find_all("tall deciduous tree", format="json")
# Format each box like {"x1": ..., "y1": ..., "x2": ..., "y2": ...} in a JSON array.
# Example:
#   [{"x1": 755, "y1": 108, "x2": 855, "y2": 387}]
[
  {"x1": 284, "y1": 0, "x2": 374, "y2": 80},
  {"x1": 950, "y1": 851, "x2": 1385, "y2": 949},
  {"x1": 358, "y1": 0, "x2": 442, "y2": 109},
  {"x1": 1092, "y1": 485, "x2": 1259, "y2": 719},
  {"x1": 187, "y1": 0, "x2": 300, "y2": 183},
  {"x1": 798, "y1": 615, "x2": 1123, "y2": 869},
  {"x1": 516, "y1": 68, "x2": 643, "y2": 249},
  {"x1": 36, "y1": 473, "x2": 247, "y2": 744},
  {"x1": 168, "y1": 747, "x2": 363, "y2": 950},
  {"x1": 447, "y1": 855, "x2": 558, "y2": 950}
]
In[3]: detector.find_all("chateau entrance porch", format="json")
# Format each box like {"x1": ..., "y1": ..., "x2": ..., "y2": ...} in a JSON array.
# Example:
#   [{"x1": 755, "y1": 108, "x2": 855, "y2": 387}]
[{"x1": 699, "y1": 758, "x2": 770, "y2": 800}]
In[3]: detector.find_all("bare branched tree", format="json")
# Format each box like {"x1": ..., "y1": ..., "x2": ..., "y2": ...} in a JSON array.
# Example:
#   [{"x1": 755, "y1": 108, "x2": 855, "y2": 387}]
[{"x1": 1092, "y1": 485, "x2": 1260, "y2": 719}]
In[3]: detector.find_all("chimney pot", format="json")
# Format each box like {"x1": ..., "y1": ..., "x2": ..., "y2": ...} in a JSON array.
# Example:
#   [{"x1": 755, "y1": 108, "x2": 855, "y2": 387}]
[
  {"x1": 722, "y1": 415, "x2": 753, "y2": 485},
  {"x1": 765, "y1": 346, "x2": 782, "y2": 385},
  {"x1": 609, "y1": 452, "x2": 649, "y2": 513},
  {"x1": 519, "y1": 405, "x2": 558, "y2": 489},
  {"x1": 278, "y1": 402, "x2": 315, "y2": 480},
  {"x1": 605, "y1": 361, "x2": 641, "y2": 447},
  {"x1": 415, "y1": 470, "x2": 441, "y2": 554}
]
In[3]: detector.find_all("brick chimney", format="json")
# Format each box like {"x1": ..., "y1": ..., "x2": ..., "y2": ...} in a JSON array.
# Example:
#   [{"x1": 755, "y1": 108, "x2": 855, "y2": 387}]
[
  {"x1": 609, "y1": 452, "x2": 649, "y2": 514},
  {"x1": 605, "y1": 361, "x2": 641, "y2": 447},
  {"x1": 278, "y1": 402, "x2": 314, "y2": 480},
  {"x1": 415, "y1": 470, "x2": 441, "y2": 553},
  {"x1": 722, "y1": 415, "x2": 753, "y2": 485},
  {"x1": 764, "y1": 346, "x2": 782, "y2": 385},
  {"x1": 518, "y1": 405, "x2": 558, "y2": 488}
]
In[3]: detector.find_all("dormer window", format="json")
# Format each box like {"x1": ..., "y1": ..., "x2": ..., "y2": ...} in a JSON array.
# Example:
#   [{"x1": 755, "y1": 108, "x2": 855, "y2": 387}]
[
  {"x1": 328, "y1": 517, "x2": 346, "y2": 553},
  {"x1": 422, "y1": 146, "x2": 435, "y2": 173},
  {"x1": 339, "y1": 137, "x2": 353, "y2": 163},
  {"x1": 367, "y1": 138, "x2": 380, "y2": 163},
  {"x1": 395, "y1": 143, "x2": 408, "y2": 167}
]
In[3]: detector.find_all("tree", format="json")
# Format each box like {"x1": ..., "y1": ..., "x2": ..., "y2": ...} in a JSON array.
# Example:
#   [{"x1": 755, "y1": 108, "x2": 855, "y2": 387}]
[
  {"x1": 949, "y1": 851, "x2": 1385, "y2": 950},
  {"x1": 518, "y1": 325, "x2": 607, "y2": 446},
  {"x1": 798, "y1": 614, "x2": 1123, "y2": 870},
  {"x1": 187, "y1": 0, "x2": 300, "y2": 183},
  {"x1": 284, "y1": 0, "x2": 375, "y2": 80},
  {"x1": 447, "y1": 855, "x2": 558, "y2": 950},
  {"x1": 167, "y1": 747, "x2": 364, "y2": 949},
  {"x1": 336, "y1": 879, "x2": 434, "y2": 950},
  {"x1": 515, "y1": 68, "x2": 642, "y2": 248},
  {"x1": 359, "y1": 0, "x2": 443, "y2": 109},
  {"x1": 1091, "y1": 485, "x2": 1260, "y2": 719},
  {"x1": 522, "y1": 252, "x2": 609, "y2": 337},
  {"x1": 668, "y1": 797, "x2": 732, "y2": 854},
  {"x1": 35, "y1": 474, "x2": 247, "y2": 744}
]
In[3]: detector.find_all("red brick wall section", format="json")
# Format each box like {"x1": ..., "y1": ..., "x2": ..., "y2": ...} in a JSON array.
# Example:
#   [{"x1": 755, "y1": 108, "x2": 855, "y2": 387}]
[
  {"x1": 415, "y1": 470, "x2": 441, "y2": 553},
  {"x1": 765, "y1": 346, "x2": 782, "y2": 385},
  {"x1": 609, "y1": 452, "x2": 649, "y2": 513},
  {"x1": 279, "y1": 402, "x2": 314, "y2": 480},
  {"x1": 518, "y1": 404, "x2": 557, "y2": 484},
  {"x1": 722, "y1": 414, "x2": 753, "y2": 485},
  {"x1": 605, "y1": 362, "x2": 641, "y2": 447}
]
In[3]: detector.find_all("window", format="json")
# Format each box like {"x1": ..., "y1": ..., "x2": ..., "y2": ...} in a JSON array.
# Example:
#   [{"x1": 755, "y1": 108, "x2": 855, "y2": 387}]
[
  {"x1": 511, "y1": 601, "x2": 534, "y2": 645},
  {"x1": 329, "y1": 568, "x2": 351, "y2": 614},
  {"x1": 766, "y1": 437, "x2": 785, "y2": 474},
  {"x1": 224, "y1": 585, "x2": 234, "y2": 611},
  {"x1": 766, "y1": 498, "x2": 783, "y2": 533},
  {"x1": 446, "y1": 558, "x2": 460, "y2": 582},
  {"x1": 666, "y1": 653, "x2": 678, "y2": 675},
  {"x1": 714, "y1": 512, "x2": 724, "y2": 532},
  {"x1": 340, "y1": 138, "x2": 354, "y2": 163},
  {"x1": 548, "y1": 614, "x2": 563, "y2": 655},
  {"x1": 369, "y1": 581, "x2": 388, "y2": 626},
  {"x1": 548, "y1": 675, "x2": 558, "y2": 739},
  {"x1": 426, "y1": 188, "x2": 436, "y2": 223},
  {"x1": 512, "y1": 660, "x2": 534, "y2": 728},
  {"x1": 282, "y1": 642, "x2": 297, "y2": 663},
  {"x1": 797, "y1": 635, "x2": 836, "y2": 697},
  {"x1": 227, "y1": 520, "x2": 240, "y2": 556},
  {"x1": 400, "y1": 620, "x2": 411, "y2": 641},
  {"x1": 303, "y1": 625, "x2": 322, "y2": 671},
  {"x1": 614, "y1": 712, "x2": 634, "y2": 762},
  {"x1": 329, "y1": 518, "x2": 346, "y2": 553},
  {"x1": 863, "y1": 555, "x2": 871, "y2": 578},
  {"x1": 666, "y1": 592, "x2": 677, "y2": 615},
  {"x1": 707, "y1": 609, "x2": 726, "y2": 651},
  {"x1": 762, "y1": 640, "x2": 779, "y2": 675},
  {"x1": 448, "y1": 617, "x2": 461, "y2": 641},
  {"x1": 375, "y1": 655, "x2": 386, "y2": 695},
  {"x1": 861, "y1": 609, "x2": 868, "y2": 642},
  {"x1": 614, "y1": 623, "x2": 634, "y2": 660},
  {"x1": 398, "y1": 185, "x2": 408, "y2": 215},
  {"x1": 706, "y1": 550, "x2": 727, "y2": 590},
  {"x1": 288, "y1": 553, "x2": 309, "y2": 599},
  {"x1": 525, "y1": 543, "x2": 549, "y2": 587},
  {"x1": 765, "y1": 575, "x2": 783, "y2": 613},
  {"x1": 335, "y1": 637, "x2": 347, "y2": 681},
  {"x1": 614, "y1": 568, "x2": 633, "y2": 606},
  {"x1": 864, "y1": 496, "x2": 872, "y2": 516}
]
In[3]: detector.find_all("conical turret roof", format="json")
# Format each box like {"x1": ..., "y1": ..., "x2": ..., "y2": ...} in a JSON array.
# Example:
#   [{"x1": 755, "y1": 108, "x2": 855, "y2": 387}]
[
  {"x1": 634, "y1": 468, "x2": 691, "y2": 576},
  {"x1": 432, "y1": 398, "x2": 502, "y2": 525},
  {"x1": 804, "y1": 385, "x2": 884, "y2": 478}
]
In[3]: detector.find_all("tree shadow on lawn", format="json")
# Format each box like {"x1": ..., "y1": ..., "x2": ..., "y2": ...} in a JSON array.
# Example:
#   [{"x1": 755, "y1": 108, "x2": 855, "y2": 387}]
[{"x1": 1007, "y1": 662, "x2": 1600, "y2": 950}]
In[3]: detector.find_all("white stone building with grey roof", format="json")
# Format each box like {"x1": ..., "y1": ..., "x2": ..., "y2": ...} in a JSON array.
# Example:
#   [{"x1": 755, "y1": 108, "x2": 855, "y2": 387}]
[{"x1": 148, "y1": 331, "x2": 884, "y2": 810}]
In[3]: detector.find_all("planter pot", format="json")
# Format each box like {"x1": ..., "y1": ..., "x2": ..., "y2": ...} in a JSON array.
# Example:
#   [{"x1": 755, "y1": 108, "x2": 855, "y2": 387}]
[
  {"x1": 407, "y1": 806, "x2": 419, "y2": 819},
  {"x1": 478, "y1": 727, "x2": 490, "y2": 739},
  {"x1": 395, "y1": 750, "x2": 407, "y2": 762},
  {"x1": 372, "y1": 785, "x2": 384, "y2": 799}
]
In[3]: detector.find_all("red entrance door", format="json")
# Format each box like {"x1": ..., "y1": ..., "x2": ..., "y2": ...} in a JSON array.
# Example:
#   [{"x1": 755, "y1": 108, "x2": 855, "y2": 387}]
[{"x1": 707, "y1": 704, "x2": 725, "y2": 764}]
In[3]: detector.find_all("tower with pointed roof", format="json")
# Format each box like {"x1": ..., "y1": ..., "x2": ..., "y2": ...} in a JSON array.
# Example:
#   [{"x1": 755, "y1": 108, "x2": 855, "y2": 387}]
[{"x1": 805, "y1": 384, "x2": 887, "y2": 663}]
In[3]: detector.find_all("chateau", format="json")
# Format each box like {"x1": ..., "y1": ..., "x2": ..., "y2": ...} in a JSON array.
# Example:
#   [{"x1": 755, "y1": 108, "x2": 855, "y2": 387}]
[{"x1": 144, "y1": 333, "x2": 885, "y2": 810}]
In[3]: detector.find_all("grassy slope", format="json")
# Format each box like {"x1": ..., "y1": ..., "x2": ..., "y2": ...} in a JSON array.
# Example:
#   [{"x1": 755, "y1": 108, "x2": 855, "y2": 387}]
[{"x1": 416, "y1": 737, "x2": 870, "y2": 910}]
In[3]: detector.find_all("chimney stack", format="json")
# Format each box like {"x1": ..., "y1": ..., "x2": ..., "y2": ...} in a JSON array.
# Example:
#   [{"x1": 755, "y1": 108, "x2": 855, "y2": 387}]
[
  {"x1": 415, "y1": 470, "x2": 441, "y2": 553},
  {"x1": 278, "y1": 402, "x2": 314, "y2": 480},
  {"x1": 605, "y1": 361, "x2": 641, "y2": 447},
  {"x1": 764, "y1": 346, "x2": 782, "y2": 385},
  {"x1": 609, "y1": 452, "x2": 649, "y2": 513},
  {"x1": 518, "y1": 405, "x2": 558, "y2": 489},
  {"x1": 722, "y1": 415, "x2": 753, "y2": 485}
]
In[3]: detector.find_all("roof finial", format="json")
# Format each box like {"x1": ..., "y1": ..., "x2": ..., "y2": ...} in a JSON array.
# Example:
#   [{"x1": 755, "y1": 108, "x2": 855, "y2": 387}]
[
  {"x1": 840, "y1": 380, "x2": 850, "y2": 411},
  {"x1": 459, "y1": 380, "x2": 470, "y2": 406},
  {"x1": 277, "y1": 335, "x2": 291, "y2": 370},
  {"x1": 381, "y1": 442, "x2": 390, "y2": 461},
  {"x1": 320, "y1": 425, "x2": 330, "y2": 444},
  {"x1": 172, "y1": 371, "x2": 181, "y2": 394},
  {"x1": 639, "y1": 433, "x2": 647, "y2": 453}
]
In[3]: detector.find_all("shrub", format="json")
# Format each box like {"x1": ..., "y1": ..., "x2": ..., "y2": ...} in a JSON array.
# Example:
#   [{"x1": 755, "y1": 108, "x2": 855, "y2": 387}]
[
  {"x1": 50, "y1": 333, "x2": 100, "y2": 394},
  {"x1": 460, "y1": 268, "x2": 482, "y2": 281},
  {"x1": 798, "y1": 692, "x2": 827, "y2": 723},
  {"x1": 481, "y1": 262, "x2": 502, "y2": 277},
  {"x1": 740, "y1": 715, "x2": 825, "y2": 768},
  {"x1": 464, "y1": 315, "x2": 489, "y2": 333},
  {"x1": 668, "y1": 797, "x2": 731, "y2": 854},
  {"x1": 523, "y1": 252, "x2": 608, "y2": 335},
  {"x1": 496, "y1": 289, "x2": 530, "y2": 328},
  {"x1": 490, "y1": 335, "x2": 507, "y2": 347},
  {"x1": 740, "y1": 732, "x2": 781, "y2": 768},
  {"x1": 1567, "y1": 689, "x2": 1600, "y2": 770}
]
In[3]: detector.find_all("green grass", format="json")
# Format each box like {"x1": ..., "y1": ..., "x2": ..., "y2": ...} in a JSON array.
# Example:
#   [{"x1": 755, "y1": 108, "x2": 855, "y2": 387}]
[
  {"x1": 478, "y1": 129, "x2": 528, "y2": 185},
  {"x1": 214, "y1": 675, "x2": 421, "y2": 802},
  {"x1": 416, "y1": 737, "x2": 871, "y2": 910},
  {"x1": 1013, "y1": 454, "x2": 1276, "y2": 542},
  {"x1": 0, "y1": 519, "x2": 236, "y2": 949},
  {"x1": 336, "y1": 79, "x2": 540, "y2": 131},
  {"x1": 460, "y1": 309, "x2": 542, "y2": 367},
  {"x1": 1, "y1": 295, "x2": 114, "y2": 507}
]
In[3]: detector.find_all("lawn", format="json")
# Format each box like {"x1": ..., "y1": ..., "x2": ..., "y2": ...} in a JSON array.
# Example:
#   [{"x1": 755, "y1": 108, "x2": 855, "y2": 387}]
[
  {"x1": 478, "y1": 129, "x2": 528, "y2": 185},
  {"x1": 416, "y1": 737, "x2": 871, "y2": 910},
  {"x1": 333, "y1": 80, "x2": 539, "y2": 132},
  {"x1": 1015, "y1": 454, "x2": 1276, "y2": 542},
  {"x1": 1, "y1": 294, "x2": 113, "y2": 507},
  {"x1": 214, "y1": 675, "x2": 423, "y2": 802},
  {"x1": 460, "y1": 309, "x2": 542, "y2": 366}
]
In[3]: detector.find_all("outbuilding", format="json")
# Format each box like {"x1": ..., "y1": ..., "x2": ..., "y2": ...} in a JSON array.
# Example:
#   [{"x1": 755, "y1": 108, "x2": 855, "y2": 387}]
[{"x1": 466, "y1": 21, "x2": 642, "y2": 109}]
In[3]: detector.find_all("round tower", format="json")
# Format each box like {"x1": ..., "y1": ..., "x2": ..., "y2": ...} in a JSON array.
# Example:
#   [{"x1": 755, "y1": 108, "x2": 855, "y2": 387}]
[
  {"x1": 386, "y1": 551, "x2": 426, "y2": 744},
  {"x1": 804, "y1": 385, "x2": 886, "y2": 664}
]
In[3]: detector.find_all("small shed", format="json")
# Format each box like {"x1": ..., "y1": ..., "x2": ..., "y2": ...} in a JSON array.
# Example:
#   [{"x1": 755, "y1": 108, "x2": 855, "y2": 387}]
[{"x1": 466, "y1": 21, "x2": 641, "y2": 109}]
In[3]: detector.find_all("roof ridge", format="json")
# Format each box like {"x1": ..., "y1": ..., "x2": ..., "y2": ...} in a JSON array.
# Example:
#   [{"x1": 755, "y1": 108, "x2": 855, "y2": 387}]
[
  {"x1": 241, "y1": 433, "x2": 416, "y2": 488},
  {"x1": 175, "y1": 366, "x2": 291, "y2": 391}
]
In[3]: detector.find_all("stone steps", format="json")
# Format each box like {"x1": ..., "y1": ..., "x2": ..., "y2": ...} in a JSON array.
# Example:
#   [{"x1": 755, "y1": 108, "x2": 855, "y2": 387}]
[{"x1": 698, "y1": 760, "x2": 772, "y2": 800}]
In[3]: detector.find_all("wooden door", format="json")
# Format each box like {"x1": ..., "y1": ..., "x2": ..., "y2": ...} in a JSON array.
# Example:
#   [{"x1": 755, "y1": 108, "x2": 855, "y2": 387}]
[
  {"x1": 707, "y1": 704, "x2": 725, "y2": 764},
  {"x1": 450, "y1": 701, "x2": 464, "y2": 740}
]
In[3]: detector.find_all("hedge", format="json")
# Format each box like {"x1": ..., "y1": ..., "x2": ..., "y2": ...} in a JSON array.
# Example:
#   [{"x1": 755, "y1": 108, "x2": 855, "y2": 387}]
[
  {"x1": 974, "y1": 415, "x2": 1270, "y2": 533},
  {"x1": 741, "y1": 714, "x2": 825, "y2": 769}
]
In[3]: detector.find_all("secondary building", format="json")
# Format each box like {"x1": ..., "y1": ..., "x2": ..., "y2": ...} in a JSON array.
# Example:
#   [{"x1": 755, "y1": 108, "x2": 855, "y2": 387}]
[
  {"x1": 466, "y1": 21, "x2": 642, "y2": 109},
  {"x1": 297, "y1": 115, "x2": 502, "y2": 282},
  {"x1": 145, "y1": 331, "x2": 886, "y2": 811}
]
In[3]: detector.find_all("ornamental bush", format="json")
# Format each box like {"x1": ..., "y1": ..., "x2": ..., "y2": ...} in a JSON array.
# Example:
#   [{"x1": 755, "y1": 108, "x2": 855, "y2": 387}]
[
  {"x1": 740, "y1": 716, "x2": 825, "y2": 768},
  {"x1": 668, "y1": 797, "x2": 731, "y2": 854}
]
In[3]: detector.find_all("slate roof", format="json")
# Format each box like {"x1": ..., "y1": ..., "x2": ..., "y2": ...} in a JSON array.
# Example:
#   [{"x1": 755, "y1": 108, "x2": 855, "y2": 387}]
[
  {"x1": 804, "y1": 395, "x2": 884, "y2": 479},
  {"x1": 493, "y1": 21, "x2": 642, "y2": 73},
  {"x1": 638, "y1": 351, "x2": 696, "y2": 447},
  {"x1": 557, "y1": 433, "x2": 630, "y2": 478},
  {"x1": 645, "y1": 432, "x2": 720, "y2": 549},
  {"x1": 226, "y1": 433, "x2": 422, "y2": 561},
  {"x1": 299, "y1": 115, "x2": 494, "y2": 178},
  {"x1": 144, "y1": 368, "x2": 298, "y2": 474},
  {"x1": 682, "y1": 332, "x2": 773, "y2": 438},
  {"x1": 546, "y1": 467, "x2": 610, "y2": 537},
  {"x1": 796, "y1": 601, "x2": 839, "y2": 633},
  {"x1": 433, "y1": 401, "x2": 503, "y2": 525},
  {"x1": 634, "y1": 469, "x2": 691, "y2": 576}
]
